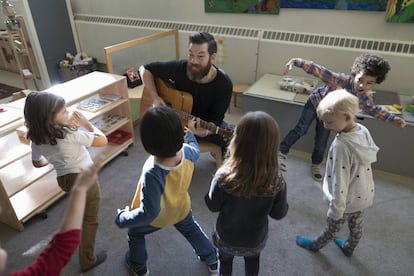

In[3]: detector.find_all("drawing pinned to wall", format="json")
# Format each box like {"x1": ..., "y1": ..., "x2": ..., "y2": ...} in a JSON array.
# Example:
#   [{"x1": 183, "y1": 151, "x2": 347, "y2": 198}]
[
  {"x1": 205, "y1": 0, "x2": 280, "y2": 14},
  {"x1": 215, "y1": 36, "x2": 225, "y2": 66},
  {"x1": 280, "y1": 0, "x2": 387, "y2": 11},
  {"x1": 386, "y1": 0, "x2": 414, "y2": 22}
]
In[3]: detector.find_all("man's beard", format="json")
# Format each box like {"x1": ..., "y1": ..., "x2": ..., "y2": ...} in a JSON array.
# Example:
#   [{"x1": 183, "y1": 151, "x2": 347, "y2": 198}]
[{"x1": 187, "y1": 59, "x2": 211, "y2": 81}]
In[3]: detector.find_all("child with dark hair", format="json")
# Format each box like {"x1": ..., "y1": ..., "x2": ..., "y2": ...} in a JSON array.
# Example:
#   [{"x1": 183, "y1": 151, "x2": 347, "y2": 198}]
[
  {"x1": 296, "y1": 89, "x2": 379, "y2": 257},
  {"x1": 24, "y1": 91, "x2": 108, "y2": 272},
  {"x1": 115, "y1": 106, "x2": 218, "y2": 276},
  {"x1": 205, "y1": 111, "x2": 288, "y2": 276},
  {"x1": 279, "y1": 53, "x2": 406, "y2": 181}
]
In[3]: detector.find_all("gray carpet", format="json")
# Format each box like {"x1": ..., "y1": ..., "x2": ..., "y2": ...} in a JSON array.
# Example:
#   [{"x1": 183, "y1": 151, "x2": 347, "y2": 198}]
[{"x1": 1, "y1": 125, "x2": 414, "y2": 276}]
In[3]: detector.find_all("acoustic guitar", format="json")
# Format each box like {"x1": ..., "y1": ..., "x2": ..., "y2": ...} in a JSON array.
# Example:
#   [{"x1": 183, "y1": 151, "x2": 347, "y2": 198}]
[{"x1": 140, "y1": 77, "x2": 233, "y2": 139}]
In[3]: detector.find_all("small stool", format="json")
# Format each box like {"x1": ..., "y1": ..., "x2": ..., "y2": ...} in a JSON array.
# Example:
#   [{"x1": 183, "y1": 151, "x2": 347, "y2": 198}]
[
  {"x1": 229, "y1": 84, "x2": 249, "y2": 113},
  {"x1": 199, "y1": 140, "x2": 222, "y2": 169}
]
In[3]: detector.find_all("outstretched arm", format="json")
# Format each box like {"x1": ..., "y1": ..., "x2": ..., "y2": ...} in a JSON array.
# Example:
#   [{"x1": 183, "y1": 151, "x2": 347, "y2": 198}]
[
  {"x1": 283, "y1": 58, "x2": 296, "y2": 75},
  {"x1": 392, "y1": 116, "x2": 406, "y2": 128},
  {"x1": 139, "y1": 65, "x2": 166, "y2": 106}
]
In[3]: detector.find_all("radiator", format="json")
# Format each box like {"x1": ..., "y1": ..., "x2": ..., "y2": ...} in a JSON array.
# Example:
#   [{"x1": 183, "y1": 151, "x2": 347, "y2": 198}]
[{"x1": 74, "y1": 14, "x2": 414, "y2": 93}]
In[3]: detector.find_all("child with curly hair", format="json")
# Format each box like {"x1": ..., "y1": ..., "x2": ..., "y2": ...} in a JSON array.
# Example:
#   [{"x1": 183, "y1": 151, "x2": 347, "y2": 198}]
[{"x1": 279, "y1": 53, "x2": 405, "y2": 181}]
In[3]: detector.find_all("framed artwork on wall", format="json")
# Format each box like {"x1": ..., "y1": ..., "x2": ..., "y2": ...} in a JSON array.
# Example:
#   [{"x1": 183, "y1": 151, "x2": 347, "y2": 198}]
[
  {"x1": 205, "y1": 0, "x2": 280, "y2": 14},
  {"x1": 280, "y1": 0, "x2": 387, "y2": 11},
  {"x1": 386, "y1": 0, "x2": 414, "y2": 22}
]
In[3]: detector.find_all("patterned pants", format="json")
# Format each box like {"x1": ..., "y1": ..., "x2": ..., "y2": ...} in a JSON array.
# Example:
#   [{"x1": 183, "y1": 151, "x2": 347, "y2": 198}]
[{"x1": 313, "y1": 211, "x2": 363, "y2": 253}]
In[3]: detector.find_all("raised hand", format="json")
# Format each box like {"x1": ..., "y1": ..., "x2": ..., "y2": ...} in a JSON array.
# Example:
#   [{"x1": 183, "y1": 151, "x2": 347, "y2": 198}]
[
  {"x1": 283, "y1": 58, "x2": 296, "y2": 75},
  {"x1": 393, "y1": 116, "x2": 406, "y2": 128}
]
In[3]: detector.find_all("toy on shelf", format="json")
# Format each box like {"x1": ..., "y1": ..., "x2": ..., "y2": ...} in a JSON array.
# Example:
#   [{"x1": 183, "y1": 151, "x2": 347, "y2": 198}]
[
  {"x1": 107, "y1": 130, "x2": 132, "y2": 145},
  {"x1": 77, "y1": 97, "x2": 110, "y2": 112},
  {"x1": 279, "y1": 76, "x2": 318, "y2": 94}
]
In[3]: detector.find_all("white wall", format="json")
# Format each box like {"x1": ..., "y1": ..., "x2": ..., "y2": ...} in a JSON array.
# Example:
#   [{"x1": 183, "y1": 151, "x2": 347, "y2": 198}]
[
  {"x1": 70, "y1": 1, "x2": 414, "y2": 95},
  {"x1": 70, "y1": 0, "x2": 414, "y2": 41}
]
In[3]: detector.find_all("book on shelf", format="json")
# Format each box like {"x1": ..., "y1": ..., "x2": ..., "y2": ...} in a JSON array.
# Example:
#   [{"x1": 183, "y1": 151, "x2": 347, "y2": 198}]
[
  {"x1": 92, "y1": 114, "x2": 127, "y2": 132},
  {"x1": 107, "y1": 130, "x2": 132, "y2": 145},
  {"x1": 77, "y1": 98, "x2": 110, "y2": 112},
  {"x1": 100, "y1": 94, "x2": 121, "y2": 102}
]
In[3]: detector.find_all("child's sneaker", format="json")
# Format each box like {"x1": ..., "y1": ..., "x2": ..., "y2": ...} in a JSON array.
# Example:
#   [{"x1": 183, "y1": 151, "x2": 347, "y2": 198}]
[
  {"x1": 279, "y1": 152, "x2": 287, "y2": 172},
  {"x1": 311, "y1": 164, "x2": 323, "y2": 182},
  {"x1": 296, "y1": 235, "x2": 319, "y2": 252},
  {"x1": 207, "y1": 260, "x2": 219, "y2": 276},
  {"x1": 334, "y1": 238, "x2": 353, "y2": 257},
  {"x1": 125, "y1": 252, "x2": 150, "y2": 276}
]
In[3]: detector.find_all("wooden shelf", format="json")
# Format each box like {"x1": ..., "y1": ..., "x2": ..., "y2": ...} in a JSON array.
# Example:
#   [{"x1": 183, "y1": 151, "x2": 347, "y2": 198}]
[
  {"x1": 88, "y1": 137, "x2": 133, "y2": 164},
  {"x1": 10, "y1": 170, "x2": 63, "y2": 222},
  {"x1": 0, "y1": 154, "x2": 54, "y2": 197},
  {"x1": 0, "y1": 130, "x2": 31, "y2": 168}
]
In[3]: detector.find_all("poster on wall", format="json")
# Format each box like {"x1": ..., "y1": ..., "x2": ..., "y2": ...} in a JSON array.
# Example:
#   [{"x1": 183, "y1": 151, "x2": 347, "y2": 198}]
[
  {"x1": 386, "y1": 0, "x2": 414, "y2": 22},
  {"x1": 280, "y1": 0, "x2": 387, "y2": 11},
  {"x1": 205, "y1": 0, "x2": 280, "y2": 14}
]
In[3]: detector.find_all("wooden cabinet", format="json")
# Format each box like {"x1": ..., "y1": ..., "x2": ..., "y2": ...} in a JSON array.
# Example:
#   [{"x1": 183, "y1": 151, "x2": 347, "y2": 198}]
[
  {"x1": 0, "y1": 32, "x2": 19, "y2": 72},
  {"x1": 0, "y1": 71, "x2": 134, "y2": 231}
]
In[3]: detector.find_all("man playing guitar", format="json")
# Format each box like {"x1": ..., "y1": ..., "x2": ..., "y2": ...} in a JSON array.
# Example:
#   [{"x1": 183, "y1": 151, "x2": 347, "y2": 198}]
[{"x1": 140, "y1": 31, "x2": 233, "y2": 155}]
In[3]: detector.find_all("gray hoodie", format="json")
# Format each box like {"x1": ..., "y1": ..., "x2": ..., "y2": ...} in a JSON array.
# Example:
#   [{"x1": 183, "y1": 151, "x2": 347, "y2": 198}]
[{"x1": 322, "y1": 123, "x2": 379, "y2": 220}]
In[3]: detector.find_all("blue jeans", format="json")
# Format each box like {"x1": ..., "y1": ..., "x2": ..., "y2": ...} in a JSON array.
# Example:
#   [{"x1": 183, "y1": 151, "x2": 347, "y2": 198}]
[
  {"x1": 280, "y1": 99, "x2": 330, "y2": 165},
  {"x1": 126, "y1": 211, "x2": 217, "y2": 269}
]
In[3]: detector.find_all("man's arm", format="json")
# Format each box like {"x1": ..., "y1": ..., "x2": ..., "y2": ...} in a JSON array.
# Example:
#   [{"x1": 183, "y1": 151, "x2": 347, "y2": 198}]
[{"x1": 139, "y1": 65, "x2": 165, "y2": 106}]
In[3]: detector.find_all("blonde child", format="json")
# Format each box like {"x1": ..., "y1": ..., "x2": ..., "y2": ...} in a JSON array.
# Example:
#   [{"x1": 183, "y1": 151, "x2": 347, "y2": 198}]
[
  {"x1": 205, "y1": 111, "x2": 288, "y2": 276},
  {"x1": 296, "y1": 89, "x2": 379, "y2": 257}
]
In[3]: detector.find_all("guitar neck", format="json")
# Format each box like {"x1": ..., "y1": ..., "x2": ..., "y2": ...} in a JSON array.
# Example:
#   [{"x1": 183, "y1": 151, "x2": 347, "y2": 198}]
[{"x1": 174, "y1": 109, "x2": 217, "y2": 133}]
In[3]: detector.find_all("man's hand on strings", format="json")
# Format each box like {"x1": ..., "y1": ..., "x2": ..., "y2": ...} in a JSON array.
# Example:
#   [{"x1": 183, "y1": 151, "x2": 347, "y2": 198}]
[{"x1": 187, "y1": 117, "x2": 209, "y2": 137}]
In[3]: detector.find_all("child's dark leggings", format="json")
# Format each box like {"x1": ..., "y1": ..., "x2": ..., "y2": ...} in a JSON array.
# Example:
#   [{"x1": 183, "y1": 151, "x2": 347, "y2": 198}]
[{"x1": 219, "y1": 250, "x2": 260, "y2": 276}]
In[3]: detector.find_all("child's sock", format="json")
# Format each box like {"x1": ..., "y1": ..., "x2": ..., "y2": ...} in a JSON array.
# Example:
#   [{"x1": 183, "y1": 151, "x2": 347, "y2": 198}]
[
  {"x1": 295, "y1": 236, "x2": 319, "y2": 252},
  {"x1": 334, "y1": 238, "x2": 353, "y2": 257}
]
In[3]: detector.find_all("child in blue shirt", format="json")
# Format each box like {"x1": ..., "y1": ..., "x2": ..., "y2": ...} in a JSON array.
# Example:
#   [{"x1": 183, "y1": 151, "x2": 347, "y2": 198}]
[{"x1": 115, "y1": 106, "x2": 218, "y2": 276}]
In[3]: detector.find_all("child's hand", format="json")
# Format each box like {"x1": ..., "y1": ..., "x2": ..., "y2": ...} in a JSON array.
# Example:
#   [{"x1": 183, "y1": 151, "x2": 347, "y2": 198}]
[
  {"x1": 117, "y1": 206, "x2": 130, "y2": 214},
  {"x1": 73, "y1": 153, "x2": 104, "y2": 191},
  {"x1": 283, "y1": 58, "x2": 296, "y2": 75},
  {"x1": 188, "y1": 118, "x2": 209, "y2": 137},
  {"x1": 72, "y1": 111, "x2": 90, "y2": 128},
  {"x1": 393, "y1": 117, "x2": 406, "y2": 128},
  {"x1": 187, "y1": 118, "x2": 197, "y2": 133}
]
